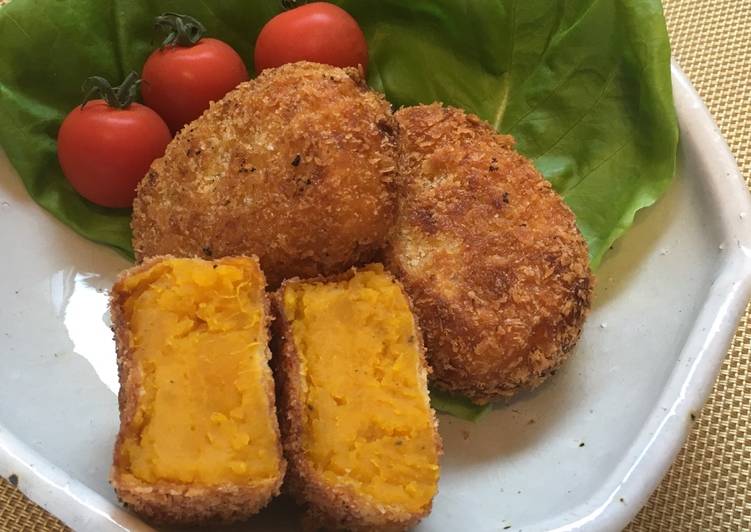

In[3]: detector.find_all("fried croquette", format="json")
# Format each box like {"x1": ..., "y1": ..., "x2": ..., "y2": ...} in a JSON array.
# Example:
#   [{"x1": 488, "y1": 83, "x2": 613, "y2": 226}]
[
  {"x1": 385, "y1": 104, "x2": 593, "y2": 404},
  {"x1": 132, "y1": 61, "x2": 398, "y2": 287},
  {"x1": 110, "y1": 256, "x2": 285, "y2": 524},
  {"x1": 271, "y1": 265, "x2": 441, "y2": 531}
]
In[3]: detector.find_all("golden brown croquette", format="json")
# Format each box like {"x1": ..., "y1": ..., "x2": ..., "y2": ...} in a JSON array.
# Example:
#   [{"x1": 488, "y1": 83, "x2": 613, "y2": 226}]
[
  {"x1": 271, "y1": 265, "x2": 441, "y2": 531},
  {"x1": 109, "y1": 256, "x2": 285, "y2": 524},
  {"x1": 385, "y1": 104, "x2": 593, "y2": 404},
  {"x1": 132, "y1": 62, "x2": 398, "y2": 288}
]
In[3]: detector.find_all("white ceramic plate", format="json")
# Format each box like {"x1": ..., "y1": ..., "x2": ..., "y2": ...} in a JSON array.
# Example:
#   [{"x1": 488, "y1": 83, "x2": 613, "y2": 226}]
[{"x1": 1, "y1": 64, "x2": 750, "y2": 532}]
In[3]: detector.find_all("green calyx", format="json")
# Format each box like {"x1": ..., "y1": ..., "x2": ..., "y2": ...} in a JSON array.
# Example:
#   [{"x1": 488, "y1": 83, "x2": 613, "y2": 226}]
[
  {"x1": 281, "y1": 0, "x2": 310, "y2": 9},
  {"x1": 154, "y1": 12, "x2": 206, "y2": 47},
  {"x1": 80, "y1": 71, "x2": 140, "y2": 109}
]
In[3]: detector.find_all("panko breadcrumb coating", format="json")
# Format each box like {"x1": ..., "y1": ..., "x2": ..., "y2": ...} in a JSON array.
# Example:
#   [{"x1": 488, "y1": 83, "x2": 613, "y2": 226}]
[
  {"x1": 386, "y1": 104, "x2": 593, "y2": 404},
  {"x1": 132, "y1": 61, "x2": 398, "y2": 287}
]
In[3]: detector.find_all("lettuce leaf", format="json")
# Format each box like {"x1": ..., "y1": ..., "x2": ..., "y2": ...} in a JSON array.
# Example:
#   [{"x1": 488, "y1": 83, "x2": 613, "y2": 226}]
[
  {"x1": 0, "y1": 0, "x2": 677, "y2": 418},
  {"x1": 429, "y1": 389, "x2": 492, "y2": 422},
  {"x1": 339, "y1": 0, "x2": 678, "y2": 268}
]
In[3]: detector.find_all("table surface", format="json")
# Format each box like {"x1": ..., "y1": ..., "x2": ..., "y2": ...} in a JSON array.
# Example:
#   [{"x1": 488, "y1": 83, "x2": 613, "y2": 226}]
[{"x1": 1, "y1": 0, "x2": 749, "y2": 530}]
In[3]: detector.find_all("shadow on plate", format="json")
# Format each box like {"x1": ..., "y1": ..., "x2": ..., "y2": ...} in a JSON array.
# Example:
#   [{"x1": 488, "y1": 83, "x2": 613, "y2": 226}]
[{"x1": 158, "y1": 495, "x2": 302, "y2": 532}]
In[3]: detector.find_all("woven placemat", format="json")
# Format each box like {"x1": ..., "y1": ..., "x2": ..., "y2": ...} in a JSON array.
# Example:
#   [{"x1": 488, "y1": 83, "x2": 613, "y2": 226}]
[
  {"x1": 1, "y1": 1, "x2": 749, "y2": 530},
  {"x1": 0, "y1": 475, "x2": 69, "y2": 531}
]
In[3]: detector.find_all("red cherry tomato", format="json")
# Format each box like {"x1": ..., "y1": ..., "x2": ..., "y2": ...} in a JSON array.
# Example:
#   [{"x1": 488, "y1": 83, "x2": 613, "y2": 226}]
[
  {"x1": 254, "y1": 2, "x2": 368, "y2": 73},
  {"x1": 57, "y1": 100, "x2": 171, "y2": 208},
  {"x1": 142, "y1": 37, "x2": 249, "y2": 133}
]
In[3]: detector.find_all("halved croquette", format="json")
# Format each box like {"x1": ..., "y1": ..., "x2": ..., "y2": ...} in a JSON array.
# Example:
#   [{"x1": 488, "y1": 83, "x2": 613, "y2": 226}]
[
  {"x1": 272, "y1": 264, "x2": 441, "y2": 530},
  {"x1": 110, "y1": 256, "x2": 285, "y2": 524}
]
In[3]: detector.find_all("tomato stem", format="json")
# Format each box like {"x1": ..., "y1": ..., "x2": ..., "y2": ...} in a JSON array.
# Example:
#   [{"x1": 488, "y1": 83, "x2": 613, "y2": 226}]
[
  {"x1": 154, "y1": 12, "x2": 206, "y2": 47},
  {"x1": 80, "y1": 72, "x2": 140, "y2": 109},
  {"x1": 281, "y1": 0, "x2": 310, "y2": 9}
]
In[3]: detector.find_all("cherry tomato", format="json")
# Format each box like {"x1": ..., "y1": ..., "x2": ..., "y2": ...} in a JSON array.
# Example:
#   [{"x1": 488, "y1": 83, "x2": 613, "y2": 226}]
[
  {"x1": 57, "y1": 100, "x2": 171, "y2": 208},
  {"x1": 142, "y1": 37, "x2": 249, "y2": 133},
  {"x1": 254, "y1": 2, "x2": 368, "y2": 73}
]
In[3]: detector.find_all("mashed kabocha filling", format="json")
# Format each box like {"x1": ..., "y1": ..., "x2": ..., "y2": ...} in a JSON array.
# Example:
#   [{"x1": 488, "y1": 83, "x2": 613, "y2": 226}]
[
  {"x1": 283, "y1": 266, "x2": 439, "y2": 511},
  {"x1": 118, "y1": 258, "x2": 280, "y2": 485}
]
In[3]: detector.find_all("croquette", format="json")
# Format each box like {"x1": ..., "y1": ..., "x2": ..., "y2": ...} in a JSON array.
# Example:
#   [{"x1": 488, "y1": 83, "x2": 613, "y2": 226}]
[
  {"x1": 385, "y1": 104, "x2": 593, "y2": 404},
  {"x1": 132, "y1": 61, "x2": 398, "y2": 288},
  {"x1": 271, "y1": 265, "x2": 441, "y2": 531},
  {"x1": 110, "y1": 256, "x2": 285, "y2": 524}
]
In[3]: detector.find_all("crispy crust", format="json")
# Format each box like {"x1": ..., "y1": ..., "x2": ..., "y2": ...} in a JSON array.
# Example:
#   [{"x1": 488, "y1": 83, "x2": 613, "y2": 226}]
[
  {"x1": 109, "y1": 255, "x2": 286, "y2": 524},
  {"x1": 270, "y1": 266, "x2": 442, "y2": 531},
  {"x1": 131, "y1": 61, "x2": 399, "y2": 288},
  {"x1": 386, "y1": 104, "x2": 594, "y2": 404}
]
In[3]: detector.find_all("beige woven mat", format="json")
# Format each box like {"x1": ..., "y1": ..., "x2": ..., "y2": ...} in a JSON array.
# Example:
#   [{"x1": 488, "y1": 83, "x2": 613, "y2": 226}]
[{"x1": 1, "y1": 0, "x2": 750, "y2": 530}]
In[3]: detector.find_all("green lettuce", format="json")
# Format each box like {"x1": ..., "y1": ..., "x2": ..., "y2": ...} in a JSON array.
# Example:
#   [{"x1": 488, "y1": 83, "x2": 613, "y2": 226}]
[
  {"x1": 0, "y1": 0, "x2": 677, "y2": 419},
  {"x1": 429, "y1": 389, "x2": 492, "y2": 422}
]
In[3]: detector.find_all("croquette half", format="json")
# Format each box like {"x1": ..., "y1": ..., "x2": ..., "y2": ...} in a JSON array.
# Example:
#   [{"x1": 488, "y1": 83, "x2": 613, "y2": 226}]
[
  {"x1": 110, "y1": 256, "x2": 285, "y2": 524},
  {"x1": 386, "y1": 104, "x2": 593, "y2": 404},
  {"x1": 132, "y1": 61, "x2": 398, "y2": 287},
  {"x1": 272, "y1": 265, "x2": 441, "y2": 531}
]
